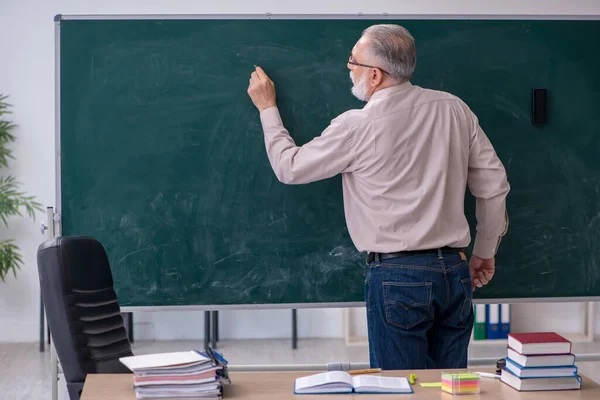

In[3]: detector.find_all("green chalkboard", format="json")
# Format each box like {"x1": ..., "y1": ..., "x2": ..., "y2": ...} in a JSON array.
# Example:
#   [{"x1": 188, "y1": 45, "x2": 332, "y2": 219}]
[{"x1": 58, "y1": 17, "x2": 600, "y2": 307}]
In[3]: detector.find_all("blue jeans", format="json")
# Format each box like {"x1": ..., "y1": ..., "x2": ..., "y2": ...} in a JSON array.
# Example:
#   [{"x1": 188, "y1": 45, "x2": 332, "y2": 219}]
[{"x1": 364, "y1": 249, "x2": 474, "y2": 370}]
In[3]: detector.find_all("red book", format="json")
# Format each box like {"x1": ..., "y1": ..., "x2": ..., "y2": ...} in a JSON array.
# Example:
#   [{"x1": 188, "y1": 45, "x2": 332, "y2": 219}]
[{"x1": 507, "y1": 332, "x2": 572, "y2": 355}]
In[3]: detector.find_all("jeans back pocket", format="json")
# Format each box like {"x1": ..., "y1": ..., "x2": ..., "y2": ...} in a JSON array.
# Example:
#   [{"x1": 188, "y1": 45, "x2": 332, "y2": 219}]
[{"x1": 383, "y1": 281, "x2": 432, "y2": 329}]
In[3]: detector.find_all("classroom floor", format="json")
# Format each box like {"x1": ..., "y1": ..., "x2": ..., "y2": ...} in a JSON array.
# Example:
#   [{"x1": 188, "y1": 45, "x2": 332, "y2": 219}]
[{"x1": 2, "y1": 338, "x2": 600, "y2": 399}]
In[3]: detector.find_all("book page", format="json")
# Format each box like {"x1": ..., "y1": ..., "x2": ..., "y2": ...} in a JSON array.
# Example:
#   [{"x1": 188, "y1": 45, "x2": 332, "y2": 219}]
[
  {"x1": 295, "y1": 371, "x2": 353, "y2": 391},
  {"x1": 352, "y1": 375, "x2": 411, "y2": 393}
]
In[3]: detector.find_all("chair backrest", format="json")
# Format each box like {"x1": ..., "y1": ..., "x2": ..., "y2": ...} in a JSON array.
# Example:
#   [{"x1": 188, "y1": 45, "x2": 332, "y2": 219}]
[{"x1": 37, "y1": 235, "x2": 133, "y2": 399}]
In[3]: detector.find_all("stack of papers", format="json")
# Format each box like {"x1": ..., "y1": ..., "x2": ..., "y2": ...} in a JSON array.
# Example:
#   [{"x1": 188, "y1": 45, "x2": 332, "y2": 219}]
[{"x1": 119, "y1": 348, "x2": 230, "y2": 399}]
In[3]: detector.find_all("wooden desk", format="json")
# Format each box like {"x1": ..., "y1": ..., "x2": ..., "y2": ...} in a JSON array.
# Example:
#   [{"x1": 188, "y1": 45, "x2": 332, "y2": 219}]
[{"x1": 81, "y1": 368, "x2": 600, "y2": 399}]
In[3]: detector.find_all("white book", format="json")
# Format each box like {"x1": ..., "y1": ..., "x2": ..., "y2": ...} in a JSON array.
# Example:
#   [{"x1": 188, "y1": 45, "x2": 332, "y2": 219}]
[
  {"x1": 505, "y1": 358, "x2": 578, "y2": 378},
  {"x1": 507, "y1": 348, "x2": 575, "y2": 368},
  {"x1": 294, "y1": 371, "x2": 413, "y2": 394},
  {"x1": 501, "y1": 369, "x2": 581, "y2": 391}
]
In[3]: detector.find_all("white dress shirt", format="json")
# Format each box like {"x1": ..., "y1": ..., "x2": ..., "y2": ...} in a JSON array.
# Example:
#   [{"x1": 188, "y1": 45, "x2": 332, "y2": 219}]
[{"x1": 259, "y1": 81, "x2": 510, "y2": 259}]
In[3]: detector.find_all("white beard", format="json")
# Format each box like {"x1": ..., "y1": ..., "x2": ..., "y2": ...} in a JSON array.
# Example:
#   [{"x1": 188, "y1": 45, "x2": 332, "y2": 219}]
[{"x1": 350, "y1": 71, "x2": 369, "y2": 101}]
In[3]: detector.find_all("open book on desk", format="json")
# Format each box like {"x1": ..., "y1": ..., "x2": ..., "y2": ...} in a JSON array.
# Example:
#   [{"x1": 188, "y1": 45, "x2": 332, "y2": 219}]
[{"x1": 294, "y1": 371, "x2": 413, "y2": 394}]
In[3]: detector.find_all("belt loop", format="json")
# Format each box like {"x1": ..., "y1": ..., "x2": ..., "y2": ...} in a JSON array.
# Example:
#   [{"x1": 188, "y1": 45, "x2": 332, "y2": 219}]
[
  {"x1": 375, "y1": 253, "x2": 381, "y2": 263},
  {"x1": 437, "y1": 248, "x2": 443, "y2": 259}
]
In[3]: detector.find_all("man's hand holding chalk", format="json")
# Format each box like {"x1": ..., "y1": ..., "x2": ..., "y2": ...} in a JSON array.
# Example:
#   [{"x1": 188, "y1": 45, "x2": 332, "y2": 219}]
[{"x1": 247, "y1": 65, "x2": 277, "y2": 112}]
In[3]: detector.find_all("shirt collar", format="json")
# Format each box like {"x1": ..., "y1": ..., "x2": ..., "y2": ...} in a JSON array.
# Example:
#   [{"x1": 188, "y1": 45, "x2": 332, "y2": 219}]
[{"x1": 367, "y1": 81, "x2": 413, "y2": 103}]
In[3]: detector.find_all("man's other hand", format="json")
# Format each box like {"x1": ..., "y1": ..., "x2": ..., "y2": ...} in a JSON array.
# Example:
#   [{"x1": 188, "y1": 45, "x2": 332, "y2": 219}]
[
  {"x1": 247, "y1": 66, "x2": 276, "y2": 112},
  {"x1": 469, "y1": 255, "x2": 495, "y2": 291}
]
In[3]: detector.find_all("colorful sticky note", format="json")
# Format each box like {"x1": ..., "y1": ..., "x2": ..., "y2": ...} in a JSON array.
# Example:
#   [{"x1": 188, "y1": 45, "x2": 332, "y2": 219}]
[{"x1": 420, "y1": 382, "x2": 442, "y2": 388}]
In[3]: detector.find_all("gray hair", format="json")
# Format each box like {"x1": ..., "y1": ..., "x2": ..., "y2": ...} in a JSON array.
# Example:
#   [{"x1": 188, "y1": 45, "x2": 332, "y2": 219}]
[{"x1": 362, "y1": 24, "x2": 416, "y2": 82}]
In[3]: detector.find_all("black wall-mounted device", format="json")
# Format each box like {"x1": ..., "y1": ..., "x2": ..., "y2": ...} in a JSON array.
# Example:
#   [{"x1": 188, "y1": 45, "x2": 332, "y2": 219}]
[{"x1": 532, "y1": 88, "x2": 548, "y2": 124}]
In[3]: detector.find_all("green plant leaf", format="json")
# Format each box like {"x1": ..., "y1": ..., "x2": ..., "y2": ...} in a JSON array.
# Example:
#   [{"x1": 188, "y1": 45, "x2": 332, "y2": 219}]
[
  {"x1": 0, "y1": 175, "x2": 44, "y2": 227},
  {"x1": 0, "y1": 239, "x2": 23, "y2": 283},
  {"x1": 0, "y1": 95, "x2": 43, "y2": 282}
]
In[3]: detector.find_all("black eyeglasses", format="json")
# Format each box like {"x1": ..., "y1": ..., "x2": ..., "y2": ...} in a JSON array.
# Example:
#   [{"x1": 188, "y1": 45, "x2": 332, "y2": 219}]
[{"x1": 348, "y1": 52, "x2": 389, "y2": 75}]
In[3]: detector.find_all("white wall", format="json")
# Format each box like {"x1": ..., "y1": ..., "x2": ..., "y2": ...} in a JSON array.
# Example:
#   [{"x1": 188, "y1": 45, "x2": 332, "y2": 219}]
[{"x1": 1, "y1": 0, "x2": 600, "y2": 343}]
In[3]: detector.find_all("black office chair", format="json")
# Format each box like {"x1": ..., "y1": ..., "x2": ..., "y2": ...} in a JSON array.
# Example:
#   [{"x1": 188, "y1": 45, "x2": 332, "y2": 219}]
[{"x1": 37, "y1": 236, "x2": 133, "y2": 400}]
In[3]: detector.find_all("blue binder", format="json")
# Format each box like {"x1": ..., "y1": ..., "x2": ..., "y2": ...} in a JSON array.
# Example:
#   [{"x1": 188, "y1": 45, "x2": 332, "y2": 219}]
[
  {"x1": 486, "y1": 304, "x2": 501, "y2": 339},
  {"x1": 500, "y1": 304, "x2": 510, "y2": 339}
]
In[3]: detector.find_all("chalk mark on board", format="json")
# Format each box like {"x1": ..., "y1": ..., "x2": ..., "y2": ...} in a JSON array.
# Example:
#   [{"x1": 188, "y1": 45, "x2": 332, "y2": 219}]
[
  {"x1": 214, "y1": 251, "x2": 248, "y2": 265},
  {"x1": 117, "y1": 244, "x2": 171, "y2": 265}
]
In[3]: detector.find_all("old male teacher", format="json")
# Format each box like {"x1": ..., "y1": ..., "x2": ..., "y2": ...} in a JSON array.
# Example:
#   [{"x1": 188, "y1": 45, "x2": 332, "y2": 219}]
[{"x1": 247, "y1": 24, "x2": 510, "y2": 370}]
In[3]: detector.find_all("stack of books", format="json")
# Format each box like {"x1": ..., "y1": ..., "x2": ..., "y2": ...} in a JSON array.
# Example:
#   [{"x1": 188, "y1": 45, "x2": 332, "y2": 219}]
[
  {"x1": 500, "y1": 332, "x2": 581, "y2": 391},
  {"x1": 119, "y1": 347, "x2": 230, "y2": 399}
]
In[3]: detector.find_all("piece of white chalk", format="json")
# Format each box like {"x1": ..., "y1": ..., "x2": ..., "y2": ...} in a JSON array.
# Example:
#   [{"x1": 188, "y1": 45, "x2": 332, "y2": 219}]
[{"x1": 476, "y1": 372, "x2": 500, "y2": 379}]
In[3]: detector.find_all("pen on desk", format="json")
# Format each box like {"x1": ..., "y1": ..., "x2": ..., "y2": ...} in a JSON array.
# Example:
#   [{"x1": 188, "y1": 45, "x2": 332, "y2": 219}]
[
  {"x1": 347, "y1": 368, "x2": 382, "y2": 375},
  {"x1": 476, "y1": 372, "x2": 501, "y2": 379}
]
